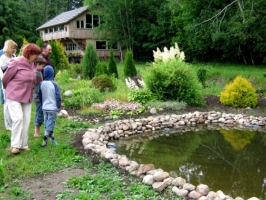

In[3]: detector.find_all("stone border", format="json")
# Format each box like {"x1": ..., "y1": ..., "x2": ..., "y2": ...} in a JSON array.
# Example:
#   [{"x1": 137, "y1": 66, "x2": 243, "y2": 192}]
[{"x1": 82, "y1": 111, "x2": 264, "y2": 200}]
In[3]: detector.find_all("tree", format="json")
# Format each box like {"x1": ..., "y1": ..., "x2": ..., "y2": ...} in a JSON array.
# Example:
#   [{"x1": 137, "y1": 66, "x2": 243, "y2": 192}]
[
  {"x1": 169, "y1": 0, "x2": 266, "y2": 64},
  {"x1": 124, "y1": 51, "x2": 137, "y2": 78},
  {"x1": 49, "y1": 40, "x2": 70, "y2": 74},
  {"x1": 82, "y1": 42, "x2": 99, "y2": 79},
  {"x1": 108, "y1": 49, "x2": 118, "y2": 78}
]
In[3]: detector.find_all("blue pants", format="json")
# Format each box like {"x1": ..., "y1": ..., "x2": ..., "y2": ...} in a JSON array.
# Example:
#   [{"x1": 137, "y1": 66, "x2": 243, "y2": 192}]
[
  {"x1": 43, "y1": 111, "x2": 56, "y2": 132},
  {"x1": 0, "y1": 79, "x2": 4, "y2": 104},
  {"x1": 34, "y1": 102, "x2": 44, "y2": 126}
]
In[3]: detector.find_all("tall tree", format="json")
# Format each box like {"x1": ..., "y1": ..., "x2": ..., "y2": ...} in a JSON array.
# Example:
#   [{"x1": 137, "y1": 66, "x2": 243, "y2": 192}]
[{"x1": 169, "y1": 0, "x2": 266, "y2": 64}]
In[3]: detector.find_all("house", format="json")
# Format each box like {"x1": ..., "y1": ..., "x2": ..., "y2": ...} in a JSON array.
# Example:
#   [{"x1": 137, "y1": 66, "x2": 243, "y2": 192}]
[{"x1": 36, "y1": 6, "x2": 123, "y2": 63}]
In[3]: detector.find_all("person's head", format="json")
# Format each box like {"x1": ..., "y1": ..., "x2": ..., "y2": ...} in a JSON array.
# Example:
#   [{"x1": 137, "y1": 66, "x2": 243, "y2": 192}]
[
  {"x1": 35, "y1": 55, "x2": 46, "y2": 71},
  {"x1": 42, "y1": 43, "x2": 52, "y2": 57},
  {"x1": 22, "y1": 43, "x2": 41, "y2": 62},
  {"x1": 3, "y1": 40, "x2": 18, "y2": 56},
  {"x1": 43, "y1": 65, "x2": 54, "y2": 81}
]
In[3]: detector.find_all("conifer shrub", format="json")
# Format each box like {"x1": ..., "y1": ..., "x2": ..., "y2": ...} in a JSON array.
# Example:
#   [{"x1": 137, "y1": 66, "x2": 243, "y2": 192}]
[
  {"x1": 124, "y1": 51, "x2": 137, "y2": 78},
  {"x1": 82, "y1": 42, "x2": 99, "y2": 79},
  {"x1": 108, "y1": 49, "x2": 118, "y2": 78},
  {"x1": 49, "y1": 40, "x2": 70, "y2": 74},
  {"x1": 144, "y1": 59, "x2": 204, "y2": 106},
  {"x1": 220, "y1": 75, "x2": 258, "y2": 108},
  {"x1": 95, "y1": 62, "x2": 109, "y2": 76},
  {"x1": 92, "y1": 74, "x2": 116, "y2": 92}
]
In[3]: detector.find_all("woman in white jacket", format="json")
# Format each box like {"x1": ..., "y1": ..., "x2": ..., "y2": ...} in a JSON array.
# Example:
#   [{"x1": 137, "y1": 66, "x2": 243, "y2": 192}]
[{"x1": 0, "y1": 40, "x2": 17, "y2": 130}]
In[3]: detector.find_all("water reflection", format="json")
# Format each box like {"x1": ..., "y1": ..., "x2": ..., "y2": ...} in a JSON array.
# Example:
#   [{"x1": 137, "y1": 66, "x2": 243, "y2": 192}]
[{"x1": 112, "y1": 127, "x2": 266, "y2": 199}]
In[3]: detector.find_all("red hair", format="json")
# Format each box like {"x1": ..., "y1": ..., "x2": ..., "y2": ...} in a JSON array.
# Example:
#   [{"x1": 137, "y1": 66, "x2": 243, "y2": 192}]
[{"x1": 22, "y1": 43, "x2": 41, "y2": 59}]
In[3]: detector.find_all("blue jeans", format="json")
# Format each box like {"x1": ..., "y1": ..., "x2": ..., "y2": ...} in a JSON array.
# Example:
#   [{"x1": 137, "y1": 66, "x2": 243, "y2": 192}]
[
  {"x1": 34, "y1": 102, "x2": 44, "y2": 126},
  {"x1": 43, "y1": 111, "x2": 56, "y2": 132}
]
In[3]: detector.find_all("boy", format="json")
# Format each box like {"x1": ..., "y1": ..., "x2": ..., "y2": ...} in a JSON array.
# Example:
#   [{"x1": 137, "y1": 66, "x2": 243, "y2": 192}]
[
  {"x1": 39, "y1": 65, "x2": 61, "y2": 147},
  {"x1": 33, "y1": 56, "x2": 46, "y2": 137}
]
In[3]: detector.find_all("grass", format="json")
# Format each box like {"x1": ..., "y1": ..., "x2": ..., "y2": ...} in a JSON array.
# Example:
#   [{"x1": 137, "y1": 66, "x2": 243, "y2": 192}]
[{"x1": 1, "y1": 61, "x2": 266, "y2": 199}]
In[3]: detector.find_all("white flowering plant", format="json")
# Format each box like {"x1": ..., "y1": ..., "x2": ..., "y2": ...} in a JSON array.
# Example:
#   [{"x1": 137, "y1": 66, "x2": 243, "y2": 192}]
[{"x1": 153, "y1": 43, "x2": 185, "y2": 64}]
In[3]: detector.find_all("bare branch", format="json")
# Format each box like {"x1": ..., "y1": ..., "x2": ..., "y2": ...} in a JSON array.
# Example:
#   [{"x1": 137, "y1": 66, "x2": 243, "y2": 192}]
[{"x1": 192, "y1": 0, "x2": 237, "y2": 28}]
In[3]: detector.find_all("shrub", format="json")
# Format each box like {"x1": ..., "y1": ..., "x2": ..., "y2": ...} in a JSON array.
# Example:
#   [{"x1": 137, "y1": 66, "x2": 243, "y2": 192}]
[
  {"x1": 108, "y1": 49, "x2": 118, "y2": 78},
  {"x1": 220, "y1": 75, "x2": 258, "y2": 108},
  {"x1": 91, "y1": 74, "x2": 116, "y2": 92},
  {"x1": 127, "y1": 88, "x2": 155, "y2": 105},
  {"x1": 95, "y1": 62, "x2": 109, "y2": 77},
  {"x1": 49, "y1": 40, "x2": 70, "y2": 74},
  {"x1": 197, "y1": 68, "x2": 208, "y2": 88},
  {"x1": 82, "y1": 42, "x2": 99, "y2": 79},
  {"x1": 63, "y1": 87, "x2": 104, "y2": 109},
  {"x1": 144, "y1": 59, "x2": 204, "y2": 106},
  {"x1": 124, "y1": 51, "x2": 137, "y2": 78}
]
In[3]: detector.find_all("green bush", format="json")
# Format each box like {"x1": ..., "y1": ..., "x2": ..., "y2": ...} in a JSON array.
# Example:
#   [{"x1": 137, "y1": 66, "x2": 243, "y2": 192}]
[
  {"x1": 220, "y1": 75, "x2": 258, "y2": 108},
  {"x1": 91, "y1": 74, "x2": 116, "y2": 92},
  {"x1": 95, "y1": 62, "x2": 109, "y2": 76},
  {"x1": 144, "y1": 59, "x2": 204, "y2": 106},
  {"x1": 63, "y1": 87, "x2": 104, "y2": 109},
  {"x1": 108, "y1": 49, "x2": 118, "y2": 78},
  {"x1": 197, "y1": 68, "x2": 208, "y2": 88},
  {"x1": 127, "y1": 88, "x2": 155, "y2": 105},
  {"x1": 82, "y1": 42, "x2": 99, "y2": 79},
  {"x1": 124, "y1": 51, "x2": 137, "y2": 78}
]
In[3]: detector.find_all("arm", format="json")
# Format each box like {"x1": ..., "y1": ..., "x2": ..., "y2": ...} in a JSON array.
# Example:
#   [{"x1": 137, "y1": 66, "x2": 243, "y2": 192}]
[
  {"x1": 2, "y1": 59, "x2": 18, "y2": 89},
  {"x1": 53, "y1": 82, "x2": 61, "y2": 109}
]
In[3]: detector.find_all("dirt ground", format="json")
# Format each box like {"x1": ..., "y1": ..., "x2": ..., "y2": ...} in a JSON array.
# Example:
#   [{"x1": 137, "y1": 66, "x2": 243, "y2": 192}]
[{"x1": 21, "y1": 95, "x2": 266, "y2": 199}]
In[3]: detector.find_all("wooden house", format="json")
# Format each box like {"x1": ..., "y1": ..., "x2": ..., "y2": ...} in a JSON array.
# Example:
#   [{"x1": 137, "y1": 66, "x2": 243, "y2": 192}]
[{"x1": 36, "y1": 6, "x2": 123, "y2": 63}]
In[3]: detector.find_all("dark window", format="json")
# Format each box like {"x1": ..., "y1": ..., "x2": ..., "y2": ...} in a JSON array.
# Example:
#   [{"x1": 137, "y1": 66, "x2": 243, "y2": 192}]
[
  {"x1": 54, "y1": 26, "x2": 59, "y2": 32},
  {"x1": 81, "y1": 21, "x2": 84, "y2": 28},
  {"x1": 86, "y1": 14, "x2": 92, "y2": 28},
  {"x1": 49, "y1": 27, "x2": 53, "y2": 33},
  {"x1": 96, "y1": 41, "x2": 107, "y2": 49},
  {"x1": 93, "y1": 15, "x2": 99, "y2": 27},
  {"x1": 45, "y1": 29, "x2": 48, "y2": 34},
  {"x1": 60, "y1": 25, "x2": 64, "y2": 31},
  {"x1": 77, "y1": 21, "x2": 80, "y2": 28}
]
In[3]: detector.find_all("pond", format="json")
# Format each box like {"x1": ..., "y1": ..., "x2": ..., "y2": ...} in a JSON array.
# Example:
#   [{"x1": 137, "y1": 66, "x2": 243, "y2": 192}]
[{"x1": 111, "y1": 126, "x2": 266, "y2": 199}]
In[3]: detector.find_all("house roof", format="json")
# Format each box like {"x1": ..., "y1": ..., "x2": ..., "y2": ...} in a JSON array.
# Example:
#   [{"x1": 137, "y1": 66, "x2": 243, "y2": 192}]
[{"x1": 36, "y1": 6, "x2": 88, "y2": 30}]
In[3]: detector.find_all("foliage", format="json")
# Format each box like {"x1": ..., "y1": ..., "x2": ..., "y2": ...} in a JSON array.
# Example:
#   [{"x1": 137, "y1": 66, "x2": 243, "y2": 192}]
[
  {"x1": 82, "y1": 42, "x2": 99, "y2": 79},
  {"x1": 91, "y1": 74, "x2": 116, "y2": 92},
  {"x1": 63, "y1": 87, "x2": 104, "y2": 109},
  {"x1": 127, "y1": 88, "x2": 155, "y2": 105},
  {"x1": 49, "y1": 40, "x2": 70, "y2": 74},
  {"x1": 95, "y1": 62, "x2": 109, "y2": 77},
  {"x1": 55, "y1": 70, "x2": 70, "y2": 85},
  {"x1": 0, "y1": 159, "x2": 4, "y2": 187},
  {"x1": 108, "y1": 49, "x2": 118, "y2": 78},
  {"x1": 144, "y1": 59, "x2": 204, "y2": 106},
  {"x1": 197, "y1": 68, "x2": 208, "y2": 88},
  {"x1": 124, "y1": 50, "x2": 137, "y2": 78},
  {"x1": 220, "y1": 76, "x2": 258, "y2": 108},
  {"x1": 91, "y1": 99, "x2": 145, "y2": 116}
]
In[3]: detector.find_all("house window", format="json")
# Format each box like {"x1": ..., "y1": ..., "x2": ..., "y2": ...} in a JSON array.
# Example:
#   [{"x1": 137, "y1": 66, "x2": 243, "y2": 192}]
[
  {"x1": 93, "y1": 15, "x2": 99, "y2": 27},
  {"x1": 45, "y1": 29, "x2": 48, "y2": 34},
  {"x1": 65, "y1": 27, "x2": 67, "y2": 31},
  {"x1": 66, "y1": 43, "x2": 77, "y2": 51},
  {"x1": 54, "y1": 26, "x2": 59, "y2": 32},
  {"x1": 49, "y1": 27, "x2": 53, "y2": 33},
  {"x1": 96, "y1": 41, "x2": 107, "y2": 49},
  {"x1": 60, "y1": 25, "x2": 64, "y2": 31},
  {"x1": 77, "y1": 20, "x2": 84, "y2": 28},
  {"x1": 86, "y1": 14, "x2": 92, "y2": 28}
]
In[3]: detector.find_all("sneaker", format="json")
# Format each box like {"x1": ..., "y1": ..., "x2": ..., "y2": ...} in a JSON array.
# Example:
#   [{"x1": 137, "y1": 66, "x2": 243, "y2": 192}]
[
  {"x1": 41, "y1": 140, "x2": 47, "y2": 147},
  {"x1": 52, "y1": 140, "x2": 59, "y2": 145},
  {"x1": 11, "y1": 147, "x2": 20, "y2": 155}
]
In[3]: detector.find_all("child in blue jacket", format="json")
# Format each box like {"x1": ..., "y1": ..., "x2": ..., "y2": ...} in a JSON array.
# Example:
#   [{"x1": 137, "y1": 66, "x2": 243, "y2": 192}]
[{"x1": 39, "y1": 65, "x2": 61, "y2": 147}]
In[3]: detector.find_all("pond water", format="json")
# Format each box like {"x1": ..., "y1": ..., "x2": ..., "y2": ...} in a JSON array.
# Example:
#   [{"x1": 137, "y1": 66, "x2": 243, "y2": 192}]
[{"x1": 111, "y1": 127, "x2": 266, "y2": 199}]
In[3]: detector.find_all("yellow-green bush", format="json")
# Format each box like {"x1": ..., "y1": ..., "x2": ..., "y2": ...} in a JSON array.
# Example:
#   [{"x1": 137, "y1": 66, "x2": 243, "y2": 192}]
[{"x1": 220, "y1": 76, "x2": 257, "y2": 108}]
